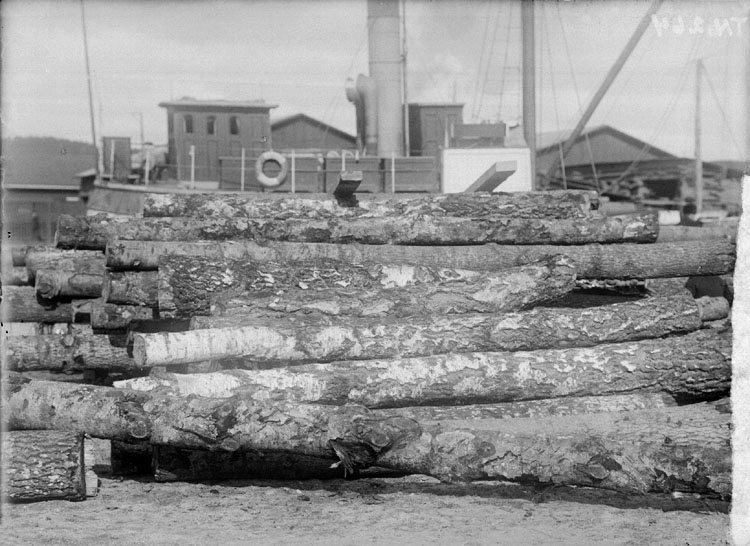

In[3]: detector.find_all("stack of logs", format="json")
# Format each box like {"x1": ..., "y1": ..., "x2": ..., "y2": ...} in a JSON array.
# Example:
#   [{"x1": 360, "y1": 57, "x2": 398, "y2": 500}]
[{"x1": 2, "y1": 189, "x2": 736, "y2": 503}]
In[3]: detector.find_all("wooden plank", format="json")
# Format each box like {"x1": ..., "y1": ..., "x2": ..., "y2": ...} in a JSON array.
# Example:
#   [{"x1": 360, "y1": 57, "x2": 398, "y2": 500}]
[{"x1": 464, "y1": 160, "x2": 517, "y2": 192}]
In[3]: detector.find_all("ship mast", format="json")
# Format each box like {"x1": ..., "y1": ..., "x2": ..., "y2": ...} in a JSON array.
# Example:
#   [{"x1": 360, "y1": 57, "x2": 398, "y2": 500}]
[{"x1": 80, "y1": 0, "x2": 99, "y2": 180}]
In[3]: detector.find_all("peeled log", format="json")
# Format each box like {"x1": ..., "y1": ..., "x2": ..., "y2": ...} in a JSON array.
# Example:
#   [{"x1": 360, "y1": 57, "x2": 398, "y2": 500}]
[
  {"x1": 25, "y1": 248, "x2": 105, "y2": 280},
  {"x1": 1, "y1": 286, "x2": 75, "y2": 323},
  {"x1": 5, "y1": 374, "x2": 152, "y2": 441},
  {"x1": 158, "y1": 255, "x2": 576, "y2": 318},
  {"x1": 57, "y1": 212, "x2": 657, "y2": 249},
  {"x1": 35, "y1": 269, "x2": 103, "y2": 299},
  {"x1": 4, "y1": 430, "x2": 87, "y2": 502},
  {"x1": 103, "y1": 271, "x2": 159, "y2": 307},
  {"x1": 5, "y1": 332, "x2": 136, "y2": 372},
  {"x1": 143, "y1": 190, "x2": 600, "y2": 219},
  {"x1": 105, "y1": 239, "x2": 734, "y2": 279},
  {"x1": 118, "y1": 329, "x2": 730, "y2": 407},
  {"x1": 138, "y1": 293, "x2": 702, "y2": 367}
]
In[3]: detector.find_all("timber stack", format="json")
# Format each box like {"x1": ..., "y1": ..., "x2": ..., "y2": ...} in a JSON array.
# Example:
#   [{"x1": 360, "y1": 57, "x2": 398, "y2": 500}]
[{"x1": 1, "y1": 188, "x2": 736, "y2": 505}]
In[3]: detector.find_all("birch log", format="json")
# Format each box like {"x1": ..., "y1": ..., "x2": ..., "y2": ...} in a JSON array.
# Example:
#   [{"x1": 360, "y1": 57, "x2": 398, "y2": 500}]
[
  {"x1": 137, "y1": 293, "x2": 702, "y2": 367},
  {"x1": 56, "y1": 212, "x2": 658, "y2": 249},
  {"x1": 158, "y1": 255, "x2": 575, "y2": 318},
  {"x1": 4, "y1": 430, "x2": 87, "y2": 502},
  {"x1": 117, "y1": 329, "x2": 730, "y2": 406},
  {"x1": 5, "y1": 332, "x2": 136, "y2": 372},
  {"x1": 103, "y1": 271, "x2": 159, "y2": 307},
  {"x1": 4, "y1": 377, "x2": 731, "y2": 495},
  {"x1": 143, "y1": 190, "x2": 600, "y2": 219},
  {"x1": 24, "y1": 248, "x2": 105, "y2": 280},
  {"x1": 1, "y1": 286, "x2": 75, "y2": 323},
  {"x1": 35, "y1": 269, "x2": 103, "y2": 299},
  {"x1": 105, "y1": 239, "x2": 735, "y2": 279}
]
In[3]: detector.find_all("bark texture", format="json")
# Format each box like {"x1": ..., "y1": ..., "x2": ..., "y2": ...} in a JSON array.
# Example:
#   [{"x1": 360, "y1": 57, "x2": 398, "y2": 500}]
[
  {"x1": 5, "y1": 332, "x2": 136, "y2": 372},
  {"x1": 5, "y1": 374, "x2": 152, "y2": 441},
  {"x1": 118, "y1": 329, "x2": 730, "y2": 407},
  {"x1": 143, "y1": 190, "x2": 600, "y2": 219},
  {"x1": 5, "y1": 377, "x2": 730, "y2": 495},
  {"x1": 105, "y1": 239, "x2": 735, "y2": 279},
  {"x1": 57, "y1": 212, "x2": 657, "y2": 249},
  {"x1": 103, "y1": 271, "x2": 159, "y2": 307},
  {"x1": 35, "y1": 269, "x2": 103, "y2": 299},
  {"x1": 158, "y1": 255, "x2": 575, "y2": 318},
  {"x1": 4, "y1": 430, "x2": 87, "y2": 502},
  {"x1": 1, "y1": 286, "x2": 75, "y2": 323},
  {"x1": 140, "y1": 293, "x2": 702, "y2": 366},
  {"x1": 24, "y1": 248, "x2": 106, "y2": 280}
]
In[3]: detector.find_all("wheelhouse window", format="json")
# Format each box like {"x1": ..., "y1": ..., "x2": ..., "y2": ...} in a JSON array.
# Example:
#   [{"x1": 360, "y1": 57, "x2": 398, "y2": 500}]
[
  {"x1": 229, "y1": 116, "x2": 240, "y2": 135},
  {"x1": 183, "y1": 114, "x2": 194, "y2": 134},
  {"x1": 207, "y1": 116, "x2": 216, "y2": 135}
]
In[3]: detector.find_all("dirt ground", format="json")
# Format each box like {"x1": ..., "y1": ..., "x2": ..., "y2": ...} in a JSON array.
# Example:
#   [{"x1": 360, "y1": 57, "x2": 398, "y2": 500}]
[{"x1": 1, "y1": 472, "x2": 731, "y2": 546}]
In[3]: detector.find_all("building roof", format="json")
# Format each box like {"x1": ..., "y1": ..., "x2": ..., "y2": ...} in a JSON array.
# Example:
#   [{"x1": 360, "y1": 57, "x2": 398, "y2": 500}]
[
  {"x1": 159, "y1": 97, "x2": 278, "y2": 111},
  {"x1": 271, "y1": 113, "x2": 355, "y2": 142},
  {"x1": 536, "y1": 125, "x2": 677, "y2": 159}
]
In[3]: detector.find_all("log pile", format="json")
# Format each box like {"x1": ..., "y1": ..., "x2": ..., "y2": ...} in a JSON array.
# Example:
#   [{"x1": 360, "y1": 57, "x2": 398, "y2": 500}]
[{"x1": 0, "y1": 189, "x2": 735, "y2": 505}]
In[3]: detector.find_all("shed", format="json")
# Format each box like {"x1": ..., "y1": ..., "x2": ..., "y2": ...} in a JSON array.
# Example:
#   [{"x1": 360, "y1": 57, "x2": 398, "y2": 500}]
[{"x1": 271, "y1": 113, "x2": 356, "y2": 153}]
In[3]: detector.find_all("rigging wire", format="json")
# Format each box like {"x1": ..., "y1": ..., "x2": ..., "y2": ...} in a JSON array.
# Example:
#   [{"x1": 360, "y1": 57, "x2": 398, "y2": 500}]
[
  {"x1": 556, "y1": 1, "x2": 599, "y2": 192},
  {"x1": 703, "y1": 65, "x2": 744, "y2": 158},
  {"x1": 612, "y1": 34, "x2": 705, "y2": 185},
  {"x1": 471, "y1": 1, "x2": 494, "y2": 121},
  {"x1": 542, "y1": 2, "x2": 566, "y2": 189},
  {"x1": 476, "y1": 2, "x2": 502, "y2": 121},
  {"x1": 496, "y1": 2, "x2": 515, "y2": 123}
]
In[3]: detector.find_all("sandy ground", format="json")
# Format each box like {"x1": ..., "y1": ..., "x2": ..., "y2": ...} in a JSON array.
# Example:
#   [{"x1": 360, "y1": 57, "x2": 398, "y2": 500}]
[{"x1": 1, "y1": 473, "x2": 731, "y2": 546}]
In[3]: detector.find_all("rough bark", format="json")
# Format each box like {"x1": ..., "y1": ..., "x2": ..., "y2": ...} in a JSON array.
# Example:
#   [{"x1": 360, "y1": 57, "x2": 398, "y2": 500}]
[
  {"x1": 103, "y1": 271, "x2": 159, "y2": 307},
  {"x1": 24, "y1": 248, "x2": 106, "y2": 280},
  {"x1": 5, "y1": 377, "x2": 730, "y2": 495},
  {"x1": 1, "y1": 286, "x2": 75, "y2": 323},
  {"x1": 143, "y1": 190, "x2": 600, "y2": 219},
  {"x1": 105, "y1": 238, "x2": 735, "y2": 279},
  {"x1": 4, "y1": 430, "x2": 87, "y2": 502},
  {"x1": 5, "y1": 332, "x2": 136, "y2": 372},
  {"x1": 138, "y1": 293, "x2": 702, "y2": 367},
  {"x1": 72, "y1": 299, "x2": 154, "y2": 329},
  {"x1": 3, "y1": 266, "x2": 30, "y2": 285},
  {"x1": 157, "y1": 255, "x2": 576, "y2": 318},
  {"x1": 57, "y1": 212, "x2": 658, "y2": 249},
  {"x1": 35, "y1": 269, "x2": 103, "y2": 299},
  {"x1": 657, "y1": 221, "x2": 738, "y2": 243},
  {"x1": 4, "y1": 374, "x2": 152, "y2": 441},
  {"x1": 117, "y1": 329, "x2": 730, "y2": 407}
]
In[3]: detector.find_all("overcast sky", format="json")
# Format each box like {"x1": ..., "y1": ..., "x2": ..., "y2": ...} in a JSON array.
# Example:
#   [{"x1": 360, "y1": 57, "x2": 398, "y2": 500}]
[{"x1": 2, "y1": 0, "x2": 749, "y2": 161}]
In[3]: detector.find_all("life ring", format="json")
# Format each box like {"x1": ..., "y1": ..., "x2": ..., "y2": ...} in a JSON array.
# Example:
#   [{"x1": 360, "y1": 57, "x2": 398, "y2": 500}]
[{"x1": 255, "y1": 151, "x2": 288, "y2": 188}]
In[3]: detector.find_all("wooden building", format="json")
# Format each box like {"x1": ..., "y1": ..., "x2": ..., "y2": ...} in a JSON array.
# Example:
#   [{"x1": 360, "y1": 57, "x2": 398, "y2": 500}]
[
  {"x1": 159, "y1": 98, "x2": 277, "y2": 182},
  {"x1": 270, "y1": 113, "x2": 356, "y2": 153}
]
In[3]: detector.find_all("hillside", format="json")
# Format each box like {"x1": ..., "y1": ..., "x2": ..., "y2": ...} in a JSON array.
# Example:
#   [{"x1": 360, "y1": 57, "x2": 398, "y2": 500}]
[{"x1": 2, "y1": 136, "x2": 96, "y2": 187}]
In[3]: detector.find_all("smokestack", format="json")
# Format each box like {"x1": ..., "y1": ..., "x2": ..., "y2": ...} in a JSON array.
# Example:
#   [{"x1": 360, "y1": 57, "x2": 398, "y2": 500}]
[{"x1": 367, "y1": 0, "x2": 404, "y2": 157}]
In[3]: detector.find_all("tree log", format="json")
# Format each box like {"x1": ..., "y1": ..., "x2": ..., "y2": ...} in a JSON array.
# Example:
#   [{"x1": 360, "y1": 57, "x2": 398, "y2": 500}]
[
  {"x1": 4, "y1": 430, "x2": 87, "y2": 502},
  {"x1": 35, "y1": 269, "x2": 103, "y2": 299},
  {"x1": 5, "y1": 332, "x2": 136, "y2": 372},
  {"x1": 117, "y1": 329, "x2": 729, "y2": 407},
  {"x1": 157, "y1": 255, "x2": 576, "y2": 318},
  {"x1": 57, "y1": 212, "x2": 658, "y2": 249},
  {"x1": 24, "y1": 248, "x2": 105, "y2": 280},
  {"x1": 4, "y1": 377, "x2": 731, "y2": 495},
  {"x1": 5, "y1": 374, "x2": 152, "y2": 441},
  {"x1": 138, "y1": 293, "x2": 701, "y2": 367},
  {"x1": 2, "y1": 266, "x2": 30, "y2": 285},
  {"x1": 103, "y1": 271, "x2": 159, "y2": 307},
  {"x1": 657, "y1": 220, "x2": 738, "y2": 243},
  {"x1": 143, "y1": 190, "x2": 600, "y2": 219},
  {"x1": 105, "y1": 238, "x2": 735, "y2": 279},
  {"x1": 72, "y1": 299, "x2": 154, "y2": 329},
  {"x1": 1, "y1": 286, "x2": 75, "y2": 323}
]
